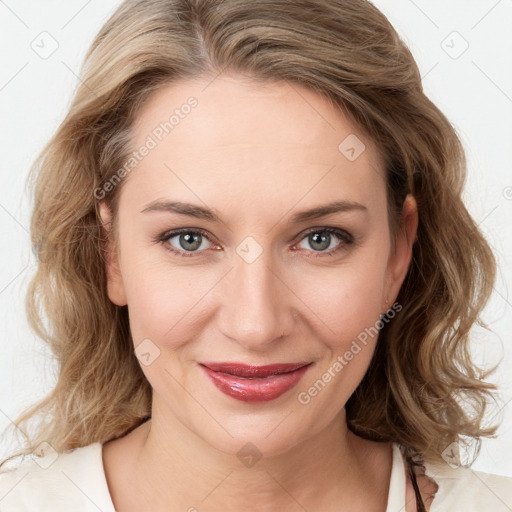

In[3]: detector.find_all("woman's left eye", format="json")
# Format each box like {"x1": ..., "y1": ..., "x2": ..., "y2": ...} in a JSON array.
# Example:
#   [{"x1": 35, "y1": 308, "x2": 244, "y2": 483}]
[
  {"x1": 155, "y1": 227, "x2": 353, "y2": 258},
  {"x1": 294, "y1": 227, "x2": 354, "y2": 257}
]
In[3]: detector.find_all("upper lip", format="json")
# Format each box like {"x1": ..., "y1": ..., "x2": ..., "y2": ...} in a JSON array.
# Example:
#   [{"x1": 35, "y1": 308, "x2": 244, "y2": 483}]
[{"x1": 200, "y1": 362, "x2": 311, "y2": 378}]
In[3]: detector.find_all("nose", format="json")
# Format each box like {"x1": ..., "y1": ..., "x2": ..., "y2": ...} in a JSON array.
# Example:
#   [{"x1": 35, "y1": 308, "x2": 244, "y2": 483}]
[{"x1": 215, "y1": 247, "x2": 294, "y2": 352}]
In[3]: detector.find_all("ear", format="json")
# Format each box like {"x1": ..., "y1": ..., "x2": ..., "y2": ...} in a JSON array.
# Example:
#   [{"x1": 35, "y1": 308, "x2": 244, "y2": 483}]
[
  {"x1": 382, "y1": 194, "x2": 418, "y2": 312},
  {"x1": 99, "y1": 201, "x2": 127, "y2": 306}
]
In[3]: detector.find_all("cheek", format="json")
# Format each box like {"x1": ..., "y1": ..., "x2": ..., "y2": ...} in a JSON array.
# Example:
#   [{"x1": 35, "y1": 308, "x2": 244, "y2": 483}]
[
  {"x1": 292, "y1": 259, "x2": 388, "y2": 424},
  {"x1": 119, "y1": 256, "x2": 216, "y2": 406},
  {"x1": 289, "y1": 246, "x2": 389, "y2": 404},
  {"x1": 121, "y1": 257, "x2": 217, "y2": 347},
  {"x1": 293, "y1": 252, "x2": 388, "y2": 345}
]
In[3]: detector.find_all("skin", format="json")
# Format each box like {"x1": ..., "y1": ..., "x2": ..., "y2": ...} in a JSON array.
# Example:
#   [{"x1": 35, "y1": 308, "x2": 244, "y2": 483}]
[{"x1": 100, "y1": 74, "x2": 421, "y2": 511}]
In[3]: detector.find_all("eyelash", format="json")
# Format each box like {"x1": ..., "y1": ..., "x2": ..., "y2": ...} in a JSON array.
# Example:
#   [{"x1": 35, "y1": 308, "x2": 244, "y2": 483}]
[{"x1": 154, "y1": 227, "x2": 355, "y2": 259}]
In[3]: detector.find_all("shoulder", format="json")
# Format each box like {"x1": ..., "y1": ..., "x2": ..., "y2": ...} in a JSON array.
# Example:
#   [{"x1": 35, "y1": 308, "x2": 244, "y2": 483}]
[
  {"x1": 0, "y1": 442, "x2": 115, "y2": 512},
  {"x1": 424, "y1": 460, "x2": 512, "y2": 511}
]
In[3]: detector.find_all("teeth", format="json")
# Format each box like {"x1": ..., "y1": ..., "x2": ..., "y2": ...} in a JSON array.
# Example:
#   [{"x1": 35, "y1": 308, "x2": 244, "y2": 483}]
[
  {"x1": 229, "y1": 374, "x2": 277, "y2": 379},
  {"x1": 223, "y1": 370, "x2": 289, "y2": 378},
  {"x1": 203, "y1": 362, "x2": 309, "y2": 379}
]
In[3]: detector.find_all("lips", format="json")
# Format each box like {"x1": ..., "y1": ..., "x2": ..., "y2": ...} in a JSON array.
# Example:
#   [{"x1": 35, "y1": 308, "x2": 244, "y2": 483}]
[{"x1": 199, "y1": 361, "x2": 312, "y2": 402}]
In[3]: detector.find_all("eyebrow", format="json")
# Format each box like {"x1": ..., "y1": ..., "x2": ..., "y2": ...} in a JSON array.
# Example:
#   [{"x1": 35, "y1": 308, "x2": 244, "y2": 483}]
[{"x1": 140, "y1": 199, "x2": 367, "y2": 224}]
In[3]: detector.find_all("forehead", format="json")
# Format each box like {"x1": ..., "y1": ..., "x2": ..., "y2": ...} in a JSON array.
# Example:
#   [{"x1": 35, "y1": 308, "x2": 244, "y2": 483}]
[{"x1": 122, "y1": 74, "x2": 386, "y2": 213}]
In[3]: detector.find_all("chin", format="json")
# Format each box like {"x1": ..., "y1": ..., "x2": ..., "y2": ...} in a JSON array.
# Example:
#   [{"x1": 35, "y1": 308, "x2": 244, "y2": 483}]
[{"x1": 187, "y1": 402, "x2": 335, "y2": 463}]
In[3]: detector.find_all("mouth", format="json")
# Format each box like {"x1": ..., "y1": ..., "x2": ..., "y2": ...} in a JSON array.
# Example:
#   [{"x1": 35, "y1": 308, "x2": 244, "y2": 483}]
[{"x1": 199, "y1": 361, "x2": 313, "y2": 402}]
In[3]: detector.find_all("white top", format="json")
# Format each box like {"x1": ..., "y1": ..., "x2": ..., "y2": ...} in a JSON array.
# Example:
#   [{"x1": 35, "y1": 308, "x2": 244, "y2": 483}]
[{"x1": 0, "y1": 442, "x2": 511, "y2": 511}]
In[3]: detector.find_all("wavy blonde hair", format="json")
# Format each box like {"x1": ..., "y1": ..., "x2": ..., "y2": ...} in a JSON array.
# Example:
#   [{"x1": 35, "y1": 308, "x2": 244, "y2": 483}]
[{"x1": 1, "y1": 0, "x2": 498, "y2": 467}]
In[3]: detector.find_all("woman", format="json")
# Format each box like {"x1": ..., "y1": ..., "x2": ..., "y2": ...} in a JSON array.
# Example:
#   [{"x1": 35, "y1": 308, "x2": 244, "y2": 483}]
[{"x1": 1, "y1": 0, "x2": 510, "y2": 510}]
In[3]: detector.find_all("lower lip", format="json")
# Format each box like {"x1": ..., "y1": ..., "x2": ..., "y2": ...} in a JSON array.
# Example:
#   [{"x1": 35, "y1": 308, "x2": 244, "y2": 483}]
[{"x1": 200, "y1": 365, "x2": 311, "y2": 402}]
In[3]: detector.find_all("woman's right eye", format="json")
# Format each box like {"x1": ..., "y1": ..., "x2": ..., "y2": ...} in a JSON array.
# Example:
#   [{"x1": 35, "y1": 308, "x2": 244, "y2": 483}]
[{"x1": 156, "y1": 229, "x2": 215, "y2": 257}]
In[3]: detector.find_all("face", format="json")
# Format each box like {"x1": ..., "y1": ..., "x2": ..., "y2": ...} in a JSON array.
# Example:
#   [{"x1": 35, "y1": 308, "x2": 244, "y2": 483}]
[{"x1": 100, "y1": 74, "x2": 417, "y2": 457}]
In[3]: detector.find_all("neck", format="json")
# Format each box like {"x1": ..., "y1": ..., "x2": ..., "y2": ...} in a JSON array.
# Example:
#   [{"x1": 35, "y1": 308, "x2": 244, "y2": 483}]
[{"x1": 110, "y1": 406, "x2": 392, "y2": 511}]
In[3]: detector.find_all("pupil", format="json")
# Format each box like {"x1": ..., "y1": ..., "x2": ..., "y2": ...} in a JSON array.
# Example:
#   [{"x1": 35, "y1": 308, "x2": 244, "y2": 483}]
[
  {"x1": 310, "y1": 232, "x2": 330, "y2": 251},
  {"x1": 180, "y1": 233, "x2": 201, "y2": 251}
]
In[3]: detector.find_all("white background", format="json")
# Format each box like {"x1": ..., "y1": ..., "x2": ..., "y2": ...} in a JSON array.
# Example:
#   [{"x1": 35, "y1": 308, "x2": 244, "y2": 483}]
[{"x1": 1, "y1": 0, "x2": 511, "y2": 477}]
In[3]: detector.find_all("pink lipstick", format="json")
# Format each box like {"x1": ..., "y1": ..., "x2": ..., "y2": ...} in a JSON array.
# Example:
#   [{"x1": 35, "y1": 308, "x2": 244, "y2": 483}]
[{"x1": 199, "y1": 362, "x2": 311, "y2": 402}]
